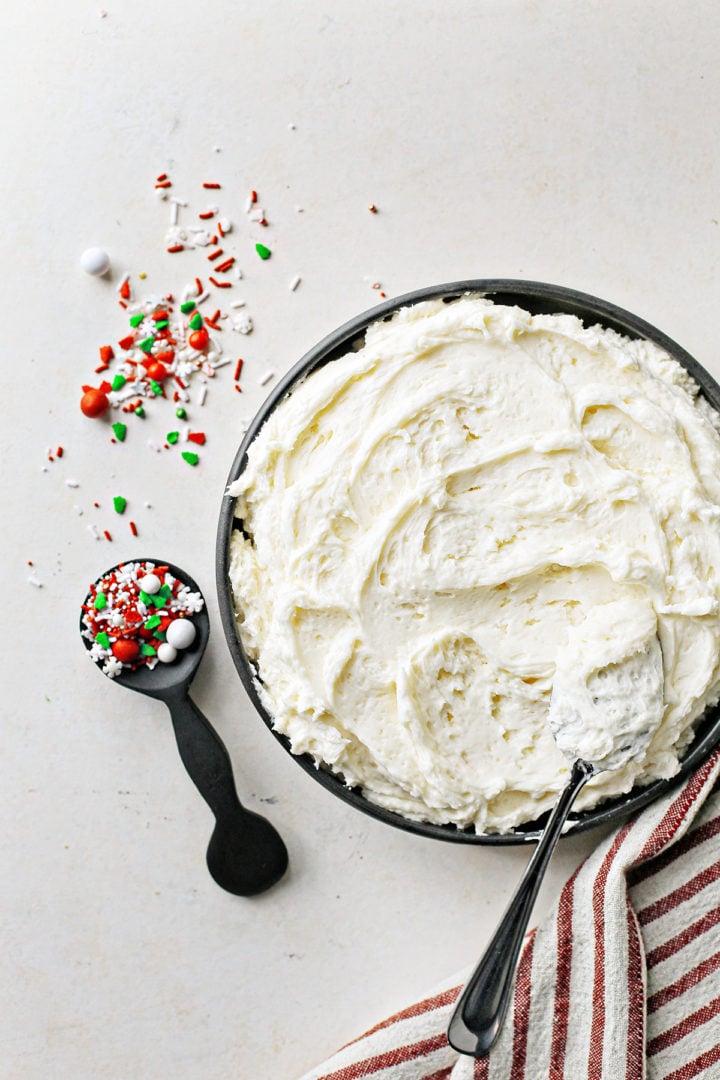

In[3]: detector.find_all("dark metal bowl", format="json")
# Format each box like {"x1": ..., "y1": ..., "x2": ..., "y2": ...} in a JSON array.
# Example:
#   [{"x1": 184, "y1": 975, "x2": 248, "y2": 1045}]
[{"x1": 216, "y1": 279, "x2": 720, "y2": 845}]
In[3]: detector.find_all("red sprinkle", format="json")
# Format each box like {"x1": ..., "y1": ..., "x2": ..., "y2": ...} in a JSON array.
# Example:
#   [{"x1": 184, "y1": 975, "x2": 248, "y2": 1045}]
[
  {"x1": 214, "y1": 257, "x2": 235, "y2": 272},
  {"x1": 198, "y1": 210, "x2": 215, "y2": 220},
  {"x1": 167, "y1": 244, "x2": 184, "y2": 253},
  {"x1": 210, "y1": 309, "x2": 221, "y2": 323},
  {"x1": 129, "y1": 521, "x2": 138, "y2": 536},
  {"x1": 203, "y1": 182, "x2": 221, "y2": 189},
  {"x1": 250, "y1": 189, "x2": 257, "y2": 203},
  {"x1": 217, "y1": 222, "x2": 225, "y2": 237},
  {"x1": 195, "y1": 277, "x2": 203, "y2": 295},
  {"x1": 120, "y1": 280, "x2": 131, "y2": 300},
  {"x1": 99, "y1": 345, "x2": 114, "y2": 364},
  {"x1": 155, "y1": 180, "x2": 172, "y2": 189},
  {"x1": 156, "y1": 173, "x2": 168, "y2": 182},
  {"x1": 207, "y1": 249, "x2": 223, "y2": 261},
  {"x1": 118, "y1": 334, "x2": 135, "y2": 350},
  {"x1": 57, "y1": 446, "x2": 64, "y2": 458},
  {"x1": 104, "y1": 530, "x2": 113, "y2": 542},
  {"x1": 209, "y1": 276, "x2": 231, "y2": 289},
  {"x1": 188, "y1": 432, "x2": 206, "y2": 445},
  {"x1": 234, "y1": 358, "x2": 243, "y2": 381},
  {"x1": 174, "y1": 375, "x2": 187, "y2": 389}
]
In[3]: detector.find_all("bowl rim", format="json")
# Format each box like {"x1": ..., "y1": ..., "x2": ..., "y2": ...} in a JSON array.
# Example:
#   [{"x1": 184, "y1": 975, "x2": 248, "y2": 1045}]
[{"x1": 216, "y1": 278, "x2": 720, "y2": 845}]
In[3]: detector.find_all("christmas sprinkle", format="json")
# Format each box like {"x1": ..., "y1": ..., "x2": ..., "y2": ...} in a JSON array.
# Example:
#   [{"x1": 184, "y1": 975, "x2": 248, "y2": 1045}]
[{"x1": 82, "y1": 561, "x2": 203, "y2": 677}]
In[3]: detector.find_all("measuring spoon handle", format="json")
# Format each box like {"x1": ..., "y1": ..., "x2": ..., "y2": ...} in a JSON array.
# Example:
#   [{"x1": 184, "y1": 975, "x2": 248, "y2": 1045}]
[{"x1": 165, "y1": 688, "x2": 288, "y2": 896}]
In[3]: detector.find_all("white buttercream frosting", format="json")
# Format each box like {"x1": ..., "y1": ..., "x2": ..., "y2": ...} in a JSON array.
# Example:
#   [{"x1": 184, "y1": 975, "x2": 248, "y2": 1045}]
[{"x1": 228, "y1": 296, "x2": 720, "y2": 833}]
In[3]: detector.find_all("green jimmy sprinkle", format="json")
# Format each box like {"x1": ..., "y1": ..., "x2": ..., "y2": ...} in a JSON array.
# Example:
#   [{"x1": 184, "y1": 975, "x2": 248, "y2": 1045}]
[
  {"x1": 182, "y1": 451, "x2": 199, "y2": 466},
  {"x1": 112, "y1": 422, "x2": 127, "y2": 442},
  {"x1": 255, "y1": 243, "x2": 271, "y2": 260}
]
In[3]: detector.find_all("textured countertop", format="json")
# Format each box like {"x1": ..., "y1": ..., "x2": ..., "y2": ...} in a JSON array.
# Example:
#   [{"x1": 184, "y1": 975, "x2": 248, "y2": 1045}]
[{"x1": 4, "y1": 2, "x2": 720, "y2": 1077}]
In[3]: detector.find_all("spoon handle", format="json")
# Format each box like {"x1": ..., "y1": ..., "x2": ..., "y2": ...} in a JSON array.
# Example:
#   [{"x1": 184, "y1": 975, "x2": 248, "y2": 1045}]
[
  {"x1": 164, "y1": 688, "x2": 289, "y2": 896},
  {"x1": 166, "y1": 687, "x2": 242, "y2": 819},
  {"x1": 447, "y1": 758, "x2": 595, "y2": 1057}
]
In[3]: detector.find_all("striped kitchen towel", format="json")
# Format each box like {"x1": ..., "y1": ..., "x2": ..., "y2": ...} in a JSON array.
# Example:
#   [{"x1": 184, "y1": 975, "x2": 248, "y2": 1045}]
[{"x1": 301, "y1": 749, "x2": 720, "y2": 1080}]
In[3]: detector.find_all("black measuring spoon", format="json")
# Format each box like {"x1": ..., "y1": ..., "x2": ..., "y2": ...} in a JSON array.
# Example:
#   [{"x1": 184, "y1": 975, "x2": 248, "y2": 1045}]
[{"x1": 80, "y1": 558, "x2": 288, "y2": 896}]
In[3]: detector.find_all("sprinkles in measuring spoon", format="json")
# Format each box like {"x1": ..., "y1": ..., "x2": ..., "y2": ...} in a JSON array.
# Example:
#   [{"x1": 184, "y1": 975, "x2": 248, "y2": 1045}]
[{"x1": 81, "y1": 560, "x2": 203, "y2": 677}]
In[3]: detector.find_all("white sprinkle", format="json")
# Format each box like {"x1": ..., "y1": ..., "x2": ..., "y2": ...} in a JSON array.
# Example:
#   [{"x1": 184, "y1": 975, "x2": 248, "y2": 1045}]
[
  {"x1": 218, "y1": 218, "x2": 232, "y2": 233},
  {"x1": 249, "y1": 208, "x2": 265, "y2": 223},
  {"x1": 295, "y1": 205, "x2": 304, "y2": 213},
  {"x1": 232, "y1": 313, "x2": 253, "y2": 335},
  {"x1": 74, "y1": 505, "x2": 84, "y2": 516},
  {"x1": 211, "y1": 357, "x2": 232, "y2": 369},
  {"x1": 171, "y1": 197, "x2": 188, "y2": 206},
  {"x1": 88, "y1": 524, "x2": 101, "y2": 540},
  {"x1": 147, "y1": 440, "x2": 162, "y2": 452},
  {"x1": 190, "y1": 230, "x2": 212, "y2": 246},
  {"x1": 234, "y1": 266, "x2": 244, "y2": 280},
  {"x1": 289, "y1": 274, "x2": 302, "y2": 292},
  {"x1": 196, "y1": 291, "x2": 210, "y2": 305},
  {"x1": 230, "y1": 299, "x2": 246, "y2": 309},
  {"x1": 213, "y1": 145, "x2": 222, "y2": 153},
  {"x1": 41, "y1": 466, "x2": 48, "y2": 473},
  {"x1": 144, "y1": 501, "x2": 152, "y2": 509},
  {"x1": 28, "y1": 576, "x2": 43, "y2": 588},
  {"x1": 244, "y1": 195, "x2": 254, "y2": 214},
  {"x1": 156, "y1": 187, "x2": 168, "y2": 200},
  {"x1": 170, "y1": 201, "x2": 179, "y2": 226},
  {"x1": 288, "y1": 122, "x2": 296, "y2": 130},
  {"x1": 198, "y1": 384, "x2": 208, "y2": 406},
  {"x1": 65, "y1": 479, "x2": 80, "y2": 489},
  {"x1": 259, "y1": 370, "x2": 275, "y2": 386}
]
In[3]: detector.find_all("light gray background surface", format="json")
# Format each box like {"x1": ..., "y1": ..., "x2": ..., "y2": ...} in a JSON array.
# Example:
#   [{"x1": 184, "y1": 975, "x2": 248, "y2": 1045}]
[{"x1": 3, "y1": 2, "x2": 719, "y2": 1077}]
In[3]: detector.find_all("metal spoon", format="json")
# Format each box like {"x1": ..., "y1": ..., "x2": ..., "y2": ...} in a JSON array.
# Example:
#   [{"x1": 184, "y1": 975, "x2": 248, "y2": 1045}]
[
  {"x1": 448, "y1": 631, "x2": 664, "y2": 1056},
  {"x1": 80, "y1": 558, "x2": 289, "y2": 897}
]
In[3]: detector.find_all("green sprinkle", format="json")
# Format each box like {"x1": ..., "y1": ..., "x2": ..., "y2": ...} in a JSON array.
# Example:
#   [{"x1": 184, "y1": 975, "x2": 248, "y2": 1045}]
[
  {"x1": 151, "y1": 594, "x2": 167, "y2": 609},
  {"x1": 188, "y1": 312, "x2": 203, "y2": 330},
  {"x1": 112, "y1": 422, "x2": 127, "y2": 442},
  {"x1": 166, "y1": 430, "x2": 179, "y2": 444},
  {"x1": 154, "y1": 319, "x2": 169, "y2": 330},
  {"x1": 182, "y1": 451, "x2": 199, "y2": 466},
  {"x1": 139, "y1": 590, "x2": 153, "y2": 605},
  {"x1": 175, "y1": 406, "x2": 187, "y2": 419},
  {"x1": 180, "y1": 300, "x2": 196, "y2": 314},
  {"x1": 111, "y1": 373, "x2": 126, "y2": 392},
  {"x1": 153, "y1": 630, "x2": 167, "y2": 640},
  {"x1": 129, "y1": 313, "x2": 144, "y2": 328},
  {"x1": 113, "y1": 496, "x2": 127, "y2": 515},
  {"x1": 94, "y1": 591, "x2": 107, "y2": 610},
  {"x1": 144, "y1": 614, "x2": 162, "y2": 630},
  {"x1": 139, "y1": 336, "x2": 155, "y2": 353},
  {"x1": 255, "y1": 243, "x2": 271, "y2": 260},
  {"x1": 96, "y1": 631, "x2": 110, "y2": 648},
  {"x1": 149, "y1": 380, "x2": 162, "y2": 396},
  {"x1": 134, "y1": 405, "x2": 145, "y2": 418},
  {"x1": 158, "y1": 584, "x2": 172, "y2": 598},
  {"x1": 140, "y1": 643, "x2": 157, "y2": 657}
]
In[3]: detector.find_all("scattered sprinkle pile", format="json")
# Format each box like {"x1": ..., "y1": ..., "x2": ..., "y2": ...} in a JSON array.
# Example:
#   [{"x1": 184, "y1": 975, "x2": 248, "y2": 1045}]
[{"x1": 81, "y1": 560, "x2": 204, "y2": 677}]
